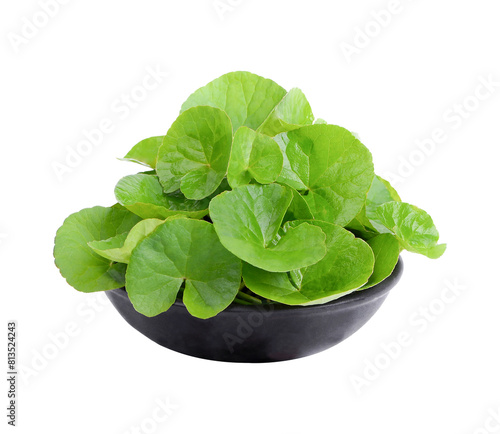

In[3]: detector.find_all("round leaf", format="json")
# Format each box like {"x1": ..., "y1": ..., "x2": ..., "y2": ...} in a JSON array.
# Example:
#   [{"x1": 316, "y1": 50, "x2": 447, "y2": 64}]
[
  {"x1": 88, "y1": 218, "x2": 166, "y2": 264},
  {"x1": 54, "y1": 206, "x2": 141, "y2": 293},
  {"x1": 258, "y1": 88, "x2": 315, "y2": 137},
  {"x1": 347, "y1": 175, "x2": 401, "y2": 234},
  {"x1": 156, "y1": 106, "x2": 233, "y2": 200},
  {"x1": 243, "y1": 220, "x2": 375, "y2": 305},
  {"x1": 277, "y1": 124, "x2": 374, "y2": 226},
  {"x1": 227, "y1": 127, "x2": 283, "y2": 188},
  {"x1": 180, "y1": 71, "x2": 287, "y2": 132},
  {"x1": 209, "y1": 184, "x2": 327, "y2": 272},
  {"x1": 376, "y1": 202, "x2": 446, "y2": 258},
  {"x1": 125, "y1": 219, "x2": 242, "y2": 319},
  {"x1": 115, "y1": 174, "x2": 211, "y2": 220}
]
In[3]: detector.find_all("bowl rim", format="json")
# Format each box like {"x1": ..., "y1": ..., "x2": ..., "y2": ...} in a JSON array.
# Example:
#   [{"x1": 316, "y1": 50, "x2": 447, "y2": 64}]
[{"x1": 110, "y1": 257, "x2": 403, "y2": 315}]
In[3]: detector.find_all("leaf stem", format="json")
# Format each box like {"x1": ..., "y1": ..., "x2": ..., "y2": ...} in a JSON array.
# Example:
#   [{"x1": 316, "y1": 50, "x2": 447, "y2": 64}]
[
  {"x1": 232, "y1": 297, "x2": 252, "y2": 306},
  {"x1": 236, "y1": 291, "x2": 262, "y2": 305}
]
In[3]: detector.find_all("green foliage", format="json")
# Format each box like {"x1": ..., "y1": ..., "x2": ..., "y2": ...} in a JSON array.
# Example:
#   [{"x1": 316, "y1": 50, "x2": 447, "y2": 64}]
[
  {"x1": 180, "y1": 71, "x2": 287, "y2": 132},
  {"x1": 115, "y1": 174, "x2": 212, "y2": 220},
  {"x1": 243, "y1": 220, "x2": 375, "y2": 305},
  {"x1": 54, "y1": 71, "x2": 446, "y2": 319},
  {"x1": 121, "y1": 136, "x2": 164, "y2": 168},
  {"x1": 210, "y1": 184, "x2": 327, "y2": 272},
  {"x1": 156, "y1": 106, "x2": 233, "y2": 200},
  {"x1": 54, "y1": 206, "x2": 141, "y2": 293},
  {"x1": 88, "y1": 218, "x2": 166, "y2": 264},
  {"x1": 376, "y1": 202, "x2": 446, "y2": 259},
  {"x1": 258, "y1": 88, "x2": 315, "y2": 136},
  {"x1": 276, "y1": 124, "x2": 375, "y2": 226},
  {"x1": 126, "y1": 219, "x2": 241, "y2": 319},
  {"x1": 227, "y1": 127, "x2": 283, "y2": 188}
]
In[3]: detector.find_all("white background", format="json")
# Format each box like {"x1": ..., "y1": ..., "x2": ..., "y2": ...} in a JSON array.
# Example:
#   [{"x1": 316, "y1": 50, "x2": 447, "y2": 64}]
[{"x1": 2, "y1": 1, "x2": 499, "y2": 433}]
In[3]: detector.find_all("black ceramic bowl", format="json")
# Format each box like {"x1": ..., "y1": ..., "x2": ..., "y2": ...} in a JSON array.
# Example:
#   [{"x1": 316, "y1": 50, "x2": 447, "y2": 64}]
[{"x1": 106, "y1": 259, "x2": 403, "y2": 363}]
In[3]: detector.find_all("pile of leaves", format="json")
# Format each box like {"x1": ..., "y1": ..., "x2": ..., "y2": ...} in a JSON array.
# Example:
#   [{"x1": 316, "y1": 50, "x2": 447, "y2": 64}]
[{"x1": 54, "y1": 72, "x2": 446, "y2": 319}]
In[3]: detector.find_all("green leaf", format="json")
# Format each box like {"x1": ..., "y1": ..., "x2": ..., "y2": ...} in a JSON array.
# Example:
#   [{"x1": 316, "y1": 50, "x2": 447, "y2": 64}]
[
  {"x1": 107, "y1": 262, "x2": 128, "y2": 286},
  {"x1": 243, "y1": 220, "x2": 375, "y2": 305},
  {"x1": 88, "y1": 218, "x2": 165, "y2": 264},
  {"x1": 283, "y1": 188, "x2": 314, "y2": 223},
  {"x1": 274, "y1": 133, "x2": 308, "y2": 191},
  {"x1": 360, "y1": 234, "x2": 400, "y2": 290},
  {"x1": 121, "y1": 136, "x2": 163, "y2": 168},
  {"x1": 209, "y1": 184, "x2": 327, "y2": 272},
  {"x1": 314, "y1": 118, "x2": 328, "y2": 125},
  {"x1": 180, "y1": 71, "x2": 287, "y2": 132},
  {"x1": 54, "y1": 206, "x2": 142, "y2": 293},
  {"x1": 277, "y1": 125, "x2": 374, "y2": 226},
  {"x1": 89, "y1": 232, "x2": 129, "y2": 258},
  {"x1": 376, "y1": 202, "x2": 446, "y2": 259},
  {"x1": 156, "y1": 106, "x2": 233, "y2": 200},
  {"x1": 111, "y1": 203, "x2": 128, "y2": 211},
  {"x1": 346, "y1": 175, "x2": 401, "y2": 234},
  {"x1": 364, "y1": 175, "x2": 402, "y2": 232},
  {"x1": 227, "y1": 127, "x2": 283, "y2": 188},
  {"x1": 373, "y1": 176, "x2": 401, "y2": 203},
  {"x1": 345, "y1": 218, "x2": 379, "y2": 241},
  {"x1": 125, "y1": 219, "x2": 242, "y2": 319},
  {"x1": 115, "y1": 174, "x2": 211, "y2": 220},
  {"x1": 258, "y1": 88, "x2": 315, "y2": 137}
]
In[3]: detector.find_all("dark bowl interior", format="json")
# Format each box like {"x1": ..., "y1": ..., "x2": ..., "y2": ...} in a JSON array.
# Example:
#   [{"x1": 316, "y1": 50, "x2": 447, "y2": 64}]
[{"x1": 106, "y1": 258, "x2": 403, "y2": 363}]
